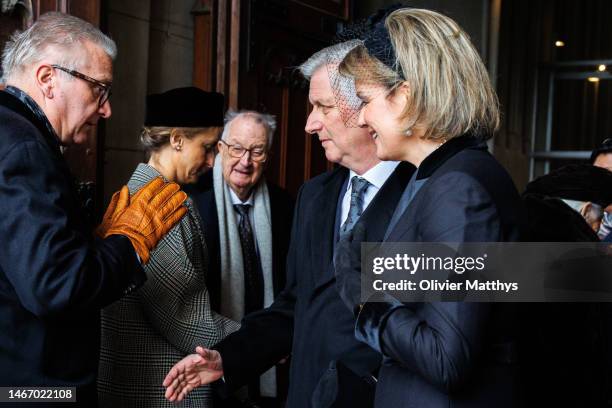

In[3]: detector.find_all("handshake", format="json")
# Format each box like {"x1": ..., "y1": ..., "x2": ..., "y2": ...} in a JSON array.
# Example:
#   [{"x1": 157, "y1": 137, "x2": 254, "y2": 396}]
[{"x1": 96, "y1": 177, "x2": 188, "y2": 263}]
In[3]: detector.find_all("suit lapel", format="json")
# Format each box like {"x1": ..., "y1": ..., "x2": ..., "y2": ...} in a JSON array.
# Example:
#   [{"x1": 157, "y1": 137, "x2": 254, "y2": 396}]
[
  {"x1": 310, "y1": 167, "x2": 348, "y2": 291},
  {"x1": 359, "y1": 162, "x2": 414, "y2": 242},
  {"x1": 312, "y1": 162, "x2": 414, "y2": 292},
  {"x1": 384, "y1": 137, "x2": 486, "y2": 243}
]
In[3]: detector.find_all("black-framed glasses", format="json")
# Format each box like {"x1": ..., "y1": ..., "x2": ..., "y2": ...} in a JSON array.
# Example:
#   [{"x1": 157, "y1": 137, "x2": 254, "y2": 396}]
[
  {"x1": 219, "y1": 140, "x2": 267, "y2": 162},
  {"x1": 51, "y1": 64, "x2": 112, "y2": 108}
]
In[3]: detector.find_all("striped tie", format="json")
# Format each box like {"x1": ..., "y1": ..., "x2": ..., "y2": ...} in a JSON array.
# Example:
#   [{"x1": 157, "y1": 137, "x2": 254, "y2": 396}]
[{"x1": 340, "y1": 176, "x2": 370, "y2": 239}]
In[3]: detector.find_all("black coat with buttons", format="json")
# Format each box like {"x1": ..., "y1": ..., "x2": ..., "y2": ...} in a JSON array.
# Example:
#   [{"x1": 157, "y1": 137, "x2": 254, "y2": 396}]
[{"x1": 0, "y1": 90, "x2": 144, "y2": 406}]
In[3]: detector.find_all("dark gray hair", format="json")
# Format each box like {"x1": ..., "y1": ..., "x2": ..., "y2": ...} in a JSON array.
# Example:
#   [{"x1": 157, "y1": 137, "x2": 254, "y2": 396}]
[
  {"x1": 1, "y1": 12, "x2": 117, "y2": 83},
  {"x1": 221, "y1": 110, "x2": 276, "y2": 149},
  {"x1": 298, "y1": 40, "x2": 361, "y2": 79}
]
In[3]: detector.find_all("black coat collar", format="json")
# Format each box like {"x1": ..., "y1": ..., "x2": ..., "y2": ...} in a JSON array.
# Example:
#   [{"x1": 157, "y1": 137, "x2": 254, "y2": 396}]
[
  {"x1": 416, "y1": 134, "x2": 487, "y2": 180},
  {"x1": 0, "y1": 90, "x2": 62, "y2": 155}
]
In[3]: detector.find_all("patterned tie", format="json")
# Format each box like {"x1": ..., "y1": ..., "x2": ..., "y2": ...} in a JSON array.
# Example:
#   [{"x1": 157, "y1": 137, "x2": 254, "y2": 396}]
[
  {"x1": 340, "y1": 176, "x2": 371, "y2": 238},
  {"x1": 234, "y1": 204, "x2": 264, "y2": 313}
]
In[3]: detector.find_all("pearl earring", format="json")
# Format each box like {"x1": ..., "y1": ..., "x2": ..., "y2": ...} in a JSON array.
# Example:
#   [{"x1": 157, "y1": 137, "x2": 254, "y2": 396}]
[
  {"x1": 405, "y1": 128, "x2": 413, "y2": 136},
  {"x1": 175, "y1": 145, "x2": 182, "y2": 151}
]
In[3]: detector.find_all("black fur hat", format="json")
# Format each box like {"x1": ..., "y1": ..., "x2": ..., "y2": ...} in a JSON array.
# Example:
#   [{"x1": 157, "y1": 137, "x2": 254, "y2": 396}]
[{"x1": 145, "y1": 87, "x2": 224, "y2": 127}]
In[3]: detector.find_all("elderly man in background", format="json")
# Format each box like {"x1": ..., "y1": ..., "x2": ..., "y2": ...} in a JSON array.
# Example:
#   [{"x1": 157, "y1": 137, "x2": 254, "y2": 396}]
[
  {"x1": 523, "y1": 164, "x2": 612, "y2": 241},
  {"x1": 0, "y1": 12, "x2": 186, "y2": 405},
  {"x1": 186, "y1": 110, "x2": 294, "y2": 408}
]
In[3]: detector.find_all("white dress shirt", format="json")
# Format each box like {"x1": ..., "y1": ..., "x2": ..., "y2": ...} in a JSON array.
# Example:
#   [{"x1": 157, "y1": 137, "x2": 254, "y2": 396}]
[{"x1": 340, "y1": 160, "x2": 399, "y2": 225}]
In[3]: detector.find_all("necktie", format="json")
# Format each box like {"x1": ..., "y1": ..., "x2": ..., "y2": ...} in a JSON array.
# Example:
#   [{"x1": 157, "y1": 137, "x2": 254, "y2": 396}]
[
  {"x1": 340, "y1": 176, "x2": 371, "y2": 238},
  {"x1": 234, "y1": 204, "x2": 264, "y2": 313}
]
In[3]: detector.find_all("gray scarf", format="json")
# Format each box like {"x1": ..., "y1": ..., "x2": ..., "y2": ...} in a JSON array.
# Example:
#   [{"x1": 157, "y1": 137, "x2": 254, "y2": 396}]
[{"x1": 213, "y1": 154, "x2": 276, "y2": 396}]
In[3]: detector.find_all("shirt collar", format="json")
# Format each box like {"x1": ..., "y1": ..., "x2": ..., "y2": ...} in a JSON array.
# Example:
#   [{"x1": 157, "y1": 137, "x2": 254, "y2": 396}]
[
  {"x1": 230, "y1": 187, "x2": 254, "y2": 206},
  {"x1": 349, "y1": 160, "x2": 399, "y2": 190}
]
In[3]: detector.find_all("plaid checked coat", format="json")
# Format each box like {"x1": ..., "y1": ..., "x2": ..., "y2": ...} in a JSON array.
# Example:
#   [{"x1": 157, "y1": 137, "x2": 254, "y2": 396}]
[{"x1": 98, "y1": 164, "x2": 240, "y2": 407}]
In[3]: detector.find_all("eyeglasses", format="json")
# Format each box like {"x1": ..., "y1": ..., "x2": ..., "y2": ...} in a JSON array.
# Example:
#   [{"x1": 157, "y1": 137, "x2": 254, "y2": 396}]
[
  {"x1": 219, "y1": 140, "x2": 267, "y2": 162},
  {"x1": 51, "y1": 64, "x2": 112, "y2": 108}
]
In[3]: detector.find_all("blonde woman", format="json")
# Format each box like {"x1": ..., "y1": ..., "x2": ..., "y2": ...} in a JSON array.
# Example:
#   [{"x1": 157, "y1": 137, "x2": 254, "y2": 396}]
[
  {"x1": 98, "y1": 87, "x2": 240, "y2": 407},
  {"x1": 333, "y1": 8, "x2": 523, "y2": 407}
]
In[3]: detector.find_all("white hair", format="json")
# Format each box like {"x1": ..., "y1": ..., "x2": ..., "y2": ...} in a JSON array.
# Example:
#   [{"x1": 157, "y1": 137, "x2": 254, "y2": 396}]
[
  {"x1": 1, "y1": 12, "x2": 117, "y2": 83},
  {"x1": 298, "y1": 40, "x2": 361, "y2": 79},
  {"x1": 562, "y1": 199, "x2": 604, "y2": 225},
  {"x1": 221, "y1": 109, "x2": 276, "y2": 149}
]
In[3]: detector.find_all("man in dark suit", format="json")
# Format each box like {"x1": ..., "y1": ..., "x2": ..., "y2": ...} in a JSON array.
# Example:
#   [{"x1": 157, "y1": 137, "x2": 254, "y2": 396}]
[
  {"x1": 0, "y1": 12, "x2": 186, "y2": 406},
  {"x1": 185, "y1": 110, "x2": 294, "y2": 407},
  {"x1": 163, "y1": 41, "x2": 414, "y2": 408}
]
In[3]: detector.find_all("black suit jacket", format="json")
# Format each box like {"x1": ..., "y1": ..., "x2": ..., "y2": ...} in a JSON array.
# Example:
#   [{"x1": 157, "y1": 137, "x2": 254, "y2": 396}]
[
  {"x1": 355, "y1": 136, "x2": 523, "y2": 408},
  {"x1": 0, "y1": 91, "x2": 144, "y2": 405},
  {"x1": 212, "y1": 162, "x2": 414, "y2": 408},
  {"x1": 185, "y1": 171, "x2": 294, "y2": 310}
]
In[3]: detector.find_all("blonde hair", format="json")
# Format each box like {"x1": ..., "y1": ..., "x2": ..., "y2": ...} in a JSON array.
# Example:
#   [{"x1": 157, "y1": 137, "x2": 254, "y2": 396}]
[
  {"x1": 340, "y1": 8, "x2": 499, "y2": 140},
  {"x1": 140, "y1": 126, "x2": 221, "y2": 152}
]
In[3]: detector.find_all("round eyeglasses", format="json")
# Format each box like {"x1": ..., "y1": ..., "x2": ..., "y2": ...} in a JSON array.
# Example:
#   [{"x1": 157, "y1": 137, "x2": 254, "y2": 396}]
[{"x1": 219, "y1": 140, "x2": 268, "y2": 162}]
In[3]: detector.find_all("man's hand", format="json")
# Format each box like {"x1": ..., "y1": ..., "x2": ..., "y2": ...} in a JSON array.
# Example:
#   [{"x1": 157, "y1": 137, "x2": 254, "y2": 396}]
[{"x1": 163, "y1": 347, "x2": 224, "y2": 402}]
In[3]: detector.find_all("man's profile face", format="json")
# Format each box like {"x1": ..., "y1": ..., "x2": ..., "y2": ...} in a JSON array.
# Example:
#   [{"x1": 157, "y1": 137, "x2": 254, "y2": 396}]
[
  {"x1": 55, "y1": 41, "x2": 113, "y2": 145},
  {"x1": 304, "y1": 66, "x2": 372, "y2": 167}
]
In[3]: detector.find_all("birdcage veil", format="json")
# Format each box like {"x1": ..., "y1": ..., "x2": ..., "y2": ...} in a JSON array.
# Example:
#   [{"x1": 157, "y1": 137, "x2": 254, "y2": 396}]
[{"x1": 326, "y1": 4, "x2": 406, "y2": 127}]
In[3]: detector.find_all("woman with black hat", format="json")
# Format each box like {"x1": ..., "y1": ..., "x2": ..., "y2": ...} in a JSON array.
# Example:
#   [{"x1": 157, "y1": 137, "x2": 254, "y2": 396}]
[{"x1": 98, "y1": 87, "x2": 240, "y2": 407}]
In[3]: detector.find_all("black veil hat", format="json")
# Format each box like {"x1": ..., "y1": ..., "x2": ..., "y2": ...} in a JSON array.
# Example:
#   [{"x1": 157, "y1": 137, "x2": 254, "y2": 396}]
[{"x1": 327, "y1": 3, "x2": 407, "y2": 127}]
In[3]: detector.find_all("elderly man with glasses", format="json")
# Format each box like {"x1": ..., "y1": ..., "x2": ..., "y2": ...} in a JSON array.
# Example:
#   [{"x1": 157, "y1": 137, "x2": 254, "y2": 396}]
[
  {"x1": 0, "y1": 12, "x2": 186, "y2": 406},
  {"x1": 185, "y1": 110, "x2": 294, "y2": 408}
]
